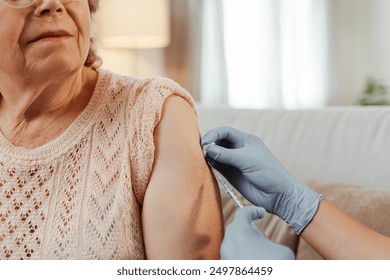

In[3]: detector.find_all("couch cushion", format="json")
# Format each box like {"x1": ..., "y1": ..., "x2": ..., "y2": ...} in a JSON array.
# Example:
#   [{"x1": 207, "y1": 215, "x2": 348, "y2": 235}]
[
  {"x1": 198, "y1": 106, "x2": 390, "y2": 190},
  {"x1": 297, "y1": 181, "x2": 390, "y2": 259}
]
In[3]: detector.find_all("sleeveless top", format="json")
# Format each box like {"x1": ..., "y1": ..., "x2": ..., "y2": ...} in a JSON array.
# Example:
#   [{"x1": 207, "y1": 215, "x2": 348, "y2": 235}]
[{"x1": 0, "y1": 69, "x2": 196, "y2": 259}]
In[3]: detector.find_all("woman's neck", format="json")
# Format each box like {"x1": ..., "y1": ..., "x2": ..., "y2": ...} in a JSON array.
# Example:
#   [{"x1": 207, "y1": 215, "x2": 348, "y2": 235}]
[{"x1": 0, "y1": 67, "x2": 98, "y2": 147}]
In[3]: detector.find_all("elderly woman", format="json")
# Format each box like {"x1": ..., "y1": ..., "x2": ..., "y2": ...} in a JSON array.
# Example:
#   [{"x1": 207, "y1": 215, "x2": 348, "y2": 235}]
[{"x1": 0, "y1": 0, "x2": 223, "y2": 259}]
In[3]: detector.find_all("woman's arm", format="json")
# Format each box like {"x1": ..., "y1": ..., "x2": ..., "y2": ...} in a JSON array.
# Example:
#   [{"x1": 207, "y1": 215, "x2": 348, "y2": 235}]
[
  {"x1": 142, "y1": 96, "x2": 224, "y2": 259},
  {"x1": 301, "y1": 199, "x2": 390, "y2": 259}
]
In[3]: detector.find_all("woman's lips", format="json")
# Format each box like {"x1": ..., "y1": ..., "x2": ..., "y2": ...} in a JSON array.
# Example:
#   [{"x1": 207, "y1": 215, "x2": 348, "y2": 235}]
[
  {"x1": 34, "y1": 35, "x2": 72, "y2": 42},
  {"x1": 29, "y1": 31, "x2": 72, "y2": 44}
]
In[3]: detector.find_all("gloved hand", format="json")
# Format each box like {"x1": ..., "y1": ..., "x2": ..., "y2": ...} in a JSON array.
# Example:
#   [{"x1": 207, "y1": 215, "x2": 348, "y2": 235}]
[
  {"x1": 221, "y1": 206, "x2": 295, "y2": 260},
  {"x1": 201, "y1": 126, "x2": 323, "y2": 234}
]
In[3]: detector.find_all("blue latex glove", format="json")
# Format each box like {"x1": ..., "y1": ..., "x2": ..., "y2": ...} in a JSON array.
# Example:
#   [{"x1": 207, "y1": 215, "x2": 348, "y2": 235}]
[
  {"x1": 221, "y1": 206, "x2": 295, "y2": 260},
  {"x1": 202, "y1": 126, "x2": 323, "y2": 234}
]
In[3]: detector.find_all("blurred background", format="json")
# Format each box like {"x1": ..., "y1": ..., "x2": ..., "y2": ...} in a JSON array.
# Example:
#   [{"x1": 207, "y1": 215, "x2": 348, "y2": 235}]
[{"x1": 95, "y1": 0, "x2": 390, "y2": 109}]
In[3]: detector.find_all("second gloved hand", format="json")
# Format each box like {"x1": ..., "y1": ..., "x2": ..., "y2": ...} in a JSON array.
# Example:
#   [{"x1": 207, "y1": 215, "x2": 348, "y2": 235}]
[
  {"x1": 202, "y1": 126, "x2": 323, "y2": 234},
  {"x1": 221, "y1": 206, "x2": 295, "y2": 260}
]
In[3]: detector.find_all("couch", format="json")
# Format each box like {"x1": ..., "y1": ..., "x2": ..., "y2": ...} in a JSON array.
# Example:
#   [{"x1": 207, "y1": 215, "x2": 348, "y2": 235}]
[{"x1": 197, "y1": 106, "x2": 390, "y2": 259}]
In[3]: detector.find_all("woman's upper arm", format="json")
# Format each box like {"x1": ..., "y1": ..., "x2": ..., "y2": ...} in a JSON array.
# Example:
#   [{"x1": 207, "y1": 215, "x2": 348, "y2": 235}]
[{"x1": 142, "y1": 95, "x2": 224, "y2": 259}]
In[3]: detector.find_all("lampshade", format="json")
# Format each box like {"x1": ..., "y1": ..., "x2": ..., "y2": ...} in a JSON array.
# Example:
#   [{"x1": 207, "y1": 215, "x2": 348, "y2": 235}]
[{"x1": 96, "y1": 0, "x2": 170, "y2": 49}]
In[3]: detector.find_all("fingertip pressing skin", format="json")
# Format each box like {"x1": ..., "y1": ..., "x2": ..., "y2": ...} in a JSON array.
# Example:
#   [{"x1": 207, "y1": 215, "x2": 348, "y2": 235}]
[{"x1": 202, "y1": 142, "x2": 216, "y2": 158}]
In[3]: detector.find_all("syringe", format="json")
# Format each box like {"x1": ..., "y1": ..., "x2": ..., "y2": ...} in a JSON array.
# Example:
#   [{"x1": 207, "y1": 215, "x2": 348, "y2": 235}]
[{"x1": 203, "y1": 143, "x2": 264, "y2": 233}]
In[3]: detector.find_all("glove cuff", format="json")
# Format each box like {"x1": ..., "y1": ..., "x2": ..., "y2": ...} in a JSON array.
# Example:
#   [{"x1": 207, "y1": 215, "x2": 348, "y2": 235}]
[
  {"x1": 277, "y1": 182, "x2": 324, "y2": 235},
  {"x1": 294, "y1": 193, "x2": 324, "y2": 235}
]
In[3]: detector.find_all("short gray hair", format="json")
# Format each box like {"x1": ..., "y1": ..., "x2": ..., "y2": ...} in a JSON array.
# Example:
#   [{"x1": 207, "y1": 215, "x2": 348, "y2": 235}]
[{"x1": 85, "y1": 0, "x2": 101, "y2": 69}]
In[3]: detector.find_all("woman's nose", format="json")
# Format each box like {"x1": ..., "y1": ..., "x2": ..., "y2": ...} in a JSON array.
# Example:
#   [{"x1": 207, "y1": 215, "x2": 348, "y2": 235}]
[{"x1": 33, "y1": 0, "x2": 65, "y2": 17}]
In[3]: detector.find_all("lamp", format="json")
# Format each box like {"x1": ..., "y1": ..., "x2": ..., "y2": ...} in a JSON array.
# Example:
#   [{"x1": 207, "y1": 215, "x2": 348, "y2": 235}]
[{"x1": 96, "y1": 0, "x2": 170, "y2": 49}]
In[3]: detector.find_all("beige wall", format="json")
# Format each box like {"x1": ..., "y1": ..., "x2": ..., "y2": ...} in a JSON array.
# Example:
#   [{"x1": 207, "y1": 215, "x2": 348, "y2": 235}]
[{"x1": 97, "y1": 48, "x2": 167, "y2": 77}]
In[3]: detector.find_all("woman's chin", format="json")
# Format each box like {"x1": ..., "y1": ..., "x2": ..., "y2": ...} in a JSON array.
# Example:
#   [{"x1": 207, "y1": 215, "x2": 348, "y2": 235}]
[
  {"x1": 26, "y1": 55, "x2": 84, "y2": 79},
  {"x1": 24, "y1": 43, "x2": 87, "y2": 78}
]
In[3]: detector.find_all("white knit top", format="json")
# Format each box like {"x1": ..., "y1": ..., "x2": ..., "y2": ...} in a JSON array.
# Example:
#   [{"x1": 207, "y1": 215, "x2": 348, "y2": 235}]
[{"x1": 0, "y1": 69, "x2": 195, "y2": 259}]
